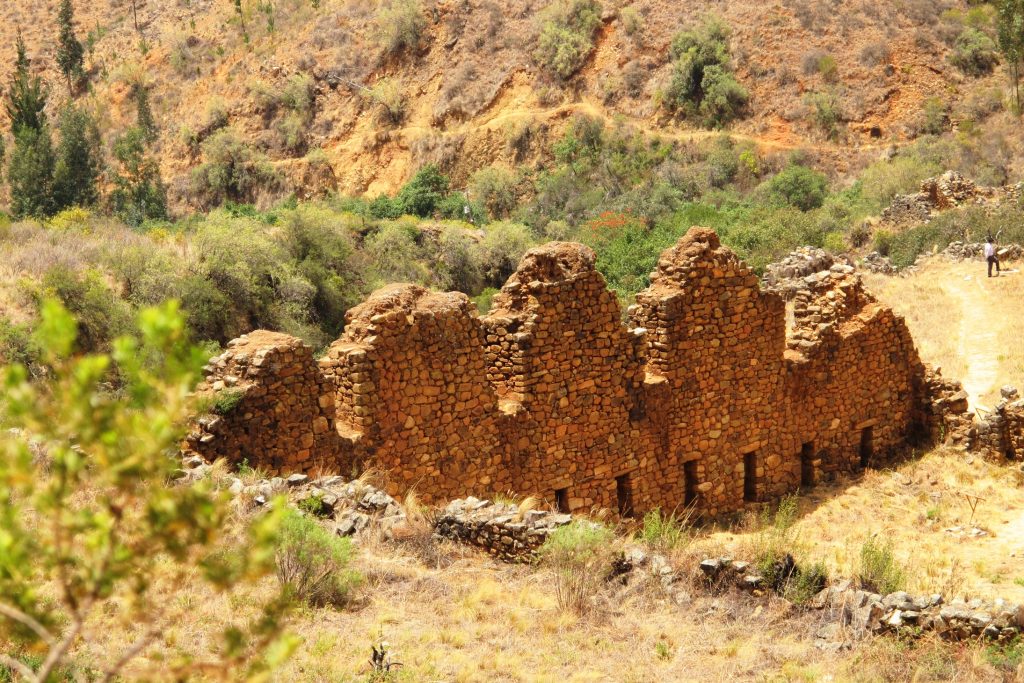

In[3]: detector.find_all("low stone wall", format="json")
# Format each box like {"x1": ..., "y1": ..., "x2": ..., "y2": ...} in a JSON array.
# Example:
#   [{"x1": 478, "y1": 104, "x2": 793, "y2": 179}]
[
  {"x1": 698, "y1": 557, "x2": 1024, "y2": 647},
  {"x1": 943, "y1": 241, "x2": 1024, "y2": 262},
  {"x1": 815, "y1": 582, "x2": 1023, "y2": 643},
  {"x1": 433, "y1": 497, "x2": 573, "y2": 562}
]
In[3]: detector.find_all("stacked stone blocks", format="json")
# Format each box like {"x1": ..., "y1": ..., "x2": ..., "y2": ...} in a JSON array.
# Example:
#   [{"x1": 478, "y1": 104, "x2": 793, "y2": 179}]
[{"x1": 185, "y1": 228, "x2": 979, "y2": 517}]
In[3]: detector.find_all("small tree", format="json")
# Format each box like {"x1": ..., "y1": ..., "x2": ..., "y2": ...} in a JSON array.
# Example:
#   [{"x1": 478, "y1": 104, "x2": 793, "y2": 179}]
[
  {"x1": 110, "y1": 126, "x2": 168, "y2": 226},
  {"x1": 0, "y1": 300, "x2": 298, "y2": 681},
  {"x1": 665, "y1": 16, "x2": 749, "y2": 127},
  {"x1": 233, "y1": 0, "x2": 249, "y2": 43},
  {"x1": 765, "y1": 165, "x2": 828, "y2": 211},
  {"x1": 56, "y1": 0, "x2": 85, "y2": 92},
  {"x1": 997, "y1": 0, "x2": 1024, "y2": 113},
  {"x1": 52, "y1": 104, "x2": 102, "y2": 210},
  {"x1": 133, "y1": 82, "x2": 158, "y2": 141},
  {"x1": 6, "y1": 33, "x2": 49, "y2": 135},
  {"x1": 8, "y1": 125, "x2": 56, "y2": 219}
]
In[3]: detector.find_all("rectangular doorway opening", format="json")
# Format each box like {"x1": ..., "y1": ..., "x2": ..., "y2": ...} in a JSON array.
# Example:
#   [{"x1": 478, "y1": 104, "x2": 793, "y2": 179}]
[
  {"x1": 743, "y1": 452, "x2": 757, "y2": 502},
  {"x1": 615, "y1": 473, "x2": 634, "y2": 518},
  {"x1": 800, "y1": 442, "x2": 815, "y2": 487},
  {"x1": 554, "y1": 487, "x2": 570, "y2": 513},
  {"x1": 683, "y1": 461, "x2": 698, "y2": 507},
  {"x1": 859, "y1": 427, "x2": 874, "y2": 469}
]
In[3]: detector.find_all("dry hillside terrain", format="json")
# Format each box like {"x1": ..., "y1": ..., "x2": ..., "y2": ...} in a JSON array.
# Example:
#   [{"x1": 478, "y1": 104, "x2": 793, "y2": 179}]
[{"x1": 1, "y1": 0, "x2": 1017, "y2": 210}]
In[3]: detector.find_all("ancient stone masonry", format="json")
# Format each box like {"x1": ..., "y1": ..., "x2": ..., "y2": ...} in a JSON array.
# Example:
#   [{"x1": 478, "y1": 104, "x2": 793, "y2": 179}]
[
  {"x1": 434, "y1": 497, "x2": 574, "y2": 563},
  {"x1": 942, "y1": 241, "x2": 1024, "y2": 263},
  {"x1": 182, "y1": 331, "x2": 340, "y2": 472},
  {"x1": 761, "y1": 246, "x2": 839, "y2": 299},
  {"x1": 880, "y1": 170, "x2": 1023, "y2": 229},
  {"x1": 185, "y1": 227, "x2": 959, "y2": 518}
]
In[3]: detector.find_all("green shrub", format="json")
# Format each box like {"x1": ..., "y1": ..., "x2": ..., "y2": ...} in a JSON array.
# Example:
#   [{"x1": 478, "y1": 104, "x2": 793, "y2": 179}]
[
  {"x1": 395, "y1": 164, "x2": 450, "y2": 217},
  {"x1": 365, "y1": 221, "x2": 428, "y2": 284},
  {"x1": 665, "y1": 17, "x2": 748, "y2": 127},
  {"x1": 534, "y1": 0, "x2": 603, "y2": 80},
  {"x1": 39, "y1": 266, "x2": 133, "y2": 353},
  {"x1": 377, "y1": 0, "x2": 425, "y2": 55},
  {"x1": 985, "y1": 636, "x2": 1024, "y2": 672},
  {"x1": 297, "y1": 492, "x2": 332, "y2": 517},
  {"x1": 191, "y1": 129, "x2": 280, "y2": 208},
  {"x1": 698, "y1": 65, "x2": 750, "y2": 127},
  {"x1": 0, "y1": 299, "x2": 294, "y2": 680},
  {"x1": 816, "y1": 54, "x2": 838, "y2": 82},
  {"x1": 212, "y1": 388, "x2": 245, "y2": 415},
  {"x1": 949, "y1": 28, "x2": 998, "y2": 76},
  {"x1": 0, "y1": 318, "x2": 38, "y2": 367},
  {"x1": 431, "y1": 226, "x2": 482, "y2": 293},
  {"x1": 472, "y1": 221, "x2": 537, "y2": 287},
  {"x1": 473, "y1": 287, "x2": 499, "y2": 313},
  {"x1": 805, "y1": 91, "x2": 842, "y2": 140},
  {"x1": 637, "y1": 507, "x2": 691, "y2": 552},
  {"x1": 751, "y1": 494, "x2": 801, "y2": 587},
  {"x1": 279, "y1": 205, "x2": 366, "y2": 335},
  {"x1": 873, "y1": 229, "x2": 895, "y2": 256},
  {"x1": 857, "y1": 146, "x2": 946, "y2": 212},
  {"x1": 919, "y1": 97, "x2": 949, "y2": 135},
  {"x1": 470, "y1": 166, "x2": 519, "y2": 219},
  {"x1": 764, "y1": 165, "x2": 828, "y2": 211},
  {"x1": 857, "y1": 536, "x2": 906, "y2": 594},
  {"x1": 275, "y1": 510, "x2": 361, "y2": 607},
  {"x1": 539, "y1": 520, "x2": 616, "y2": 615},
  {"x1": 365, "y1": 77, "x2": 406, "y2": 125},
  {"x1": 786, "y1": 560, "x2": 828, "y2": 605}
]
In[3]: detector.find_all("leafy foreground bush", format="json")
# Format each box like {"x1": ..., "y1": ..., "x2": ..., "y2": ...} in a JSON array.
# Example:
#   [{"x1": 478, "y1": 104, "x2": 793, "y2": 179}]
[
  {"x1": 0, "y1": 300, "x2": 296, "y2": 681},
  {"x1": 539, "y1": 520, "x2": 616, "y2": 616},
  {"x1": 275, "y1": 509, "x2": 362, "y2": 608}
]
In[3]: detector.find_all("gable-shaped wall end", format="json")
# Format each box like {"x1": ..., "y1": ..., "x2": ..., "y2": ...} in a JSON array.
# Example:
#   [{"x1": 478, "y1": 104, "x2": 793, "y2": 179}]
[{"x1": 184, "y1": 227, "x2": 933, "y2": 517}]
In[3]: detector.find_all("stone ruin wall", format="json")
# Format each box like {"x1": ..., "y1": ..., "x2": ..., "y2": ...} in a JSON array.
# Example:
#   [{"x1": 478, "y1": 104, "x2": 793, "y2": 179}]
[
  {"x1": 184, "y1": 332, "x2": 340, "y2": 472},
  {"x1": 185, "y1": 227, "x2": 952, "y2": 518}
]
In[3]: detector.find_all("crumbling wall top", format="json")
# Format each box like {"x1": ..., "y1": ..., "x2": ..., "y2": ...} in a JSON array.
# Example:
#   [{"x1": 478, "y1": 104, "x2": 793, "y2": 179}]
[
  {"x1": 340, "y1": 283, "x2": 479, "y2": 340},
  {"x1": 646, "y1": 226, "x2": 753, "y2": 291},
  {"x1": 488, "y1": 242, "x2": 599, "y2": 317}
]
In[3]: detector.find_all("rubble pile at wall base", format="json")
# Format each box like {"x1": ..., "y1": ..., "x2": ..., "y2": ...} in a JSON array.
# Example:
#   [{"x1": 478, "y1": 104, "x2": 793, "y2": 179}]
[
  {"x1": 175, "y1": 456, "x2": 406, "y2": 537},
  {"x1": 880, "y1": 171, "x2": 1023, "y2": 229},
  {"x1": 433, "y1": 497, "x2": 573, "y2": 562}
]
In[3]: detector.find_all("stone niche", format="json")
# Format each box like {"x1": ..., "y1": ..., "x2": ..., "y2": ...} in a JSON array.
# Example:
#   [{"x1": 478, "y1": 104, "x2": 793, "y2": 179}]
[{"x1": 185, "y1": 227, "x2": 948, "y2": 517}]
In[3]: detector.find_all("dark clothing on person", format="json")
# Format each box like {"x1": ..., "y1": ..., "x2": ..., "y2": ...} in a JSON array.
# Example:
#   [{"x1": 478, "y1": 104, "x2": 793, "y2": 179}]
[{"x1": 988, "y1": 255, "x2": 1001, "y2": 277}]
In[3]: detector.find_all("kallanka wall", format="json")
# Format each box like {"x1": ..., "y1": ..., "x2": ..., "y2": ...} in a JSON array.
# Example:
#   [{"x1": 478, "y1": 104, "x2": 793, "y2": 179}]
[{"x1": 184, "y1": 227, "x2": 935, "y2": 517}]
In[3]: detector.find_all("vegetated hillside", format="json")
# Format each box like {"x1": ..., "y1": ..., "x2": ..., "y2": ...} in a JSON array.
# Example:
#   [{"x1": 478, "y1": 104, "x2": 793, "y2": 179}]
[{"x1": 0, "y1": 0, "x2": 1015, "y2": 212}]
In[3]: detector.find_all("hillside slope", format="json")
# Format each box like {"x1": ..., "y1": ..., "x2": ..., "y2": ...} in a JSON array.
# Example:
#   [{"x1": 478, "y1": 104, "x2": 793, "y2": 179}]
[{"x1": 0, "y1": 0, "x2": 1008, "y2": 211}]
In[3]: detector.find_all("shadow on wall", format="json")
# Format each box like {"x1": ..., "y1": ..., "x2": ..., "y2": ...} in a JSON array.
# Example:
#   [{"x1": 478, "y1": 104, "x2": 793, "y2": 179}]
[{"x1": 185, "y1": 227, "x2": 951, "y2": 518}]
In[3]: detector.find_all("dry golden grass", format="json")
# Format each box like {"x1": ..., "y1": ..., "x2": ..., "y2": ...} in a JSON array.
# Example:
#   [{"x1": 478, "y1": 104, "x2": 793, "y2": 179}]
[
  {"x1": 48, "y1": 448, "x2": 1024, "y2": 683},
  {"x1": 864, "y1": 259, "x2": 1024, "y2": 408},
  {"x1": 704, "y1": 447, "x2": 1024, "y2": 604}
]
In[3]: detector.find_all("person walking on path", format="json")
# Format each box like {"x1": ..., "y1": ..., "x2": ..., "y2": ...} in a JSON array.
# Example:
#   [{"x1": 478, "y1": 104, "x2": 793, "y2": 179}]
[{"x1": 985, "y1": 236, "x2": 1001, "y2": 277}]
